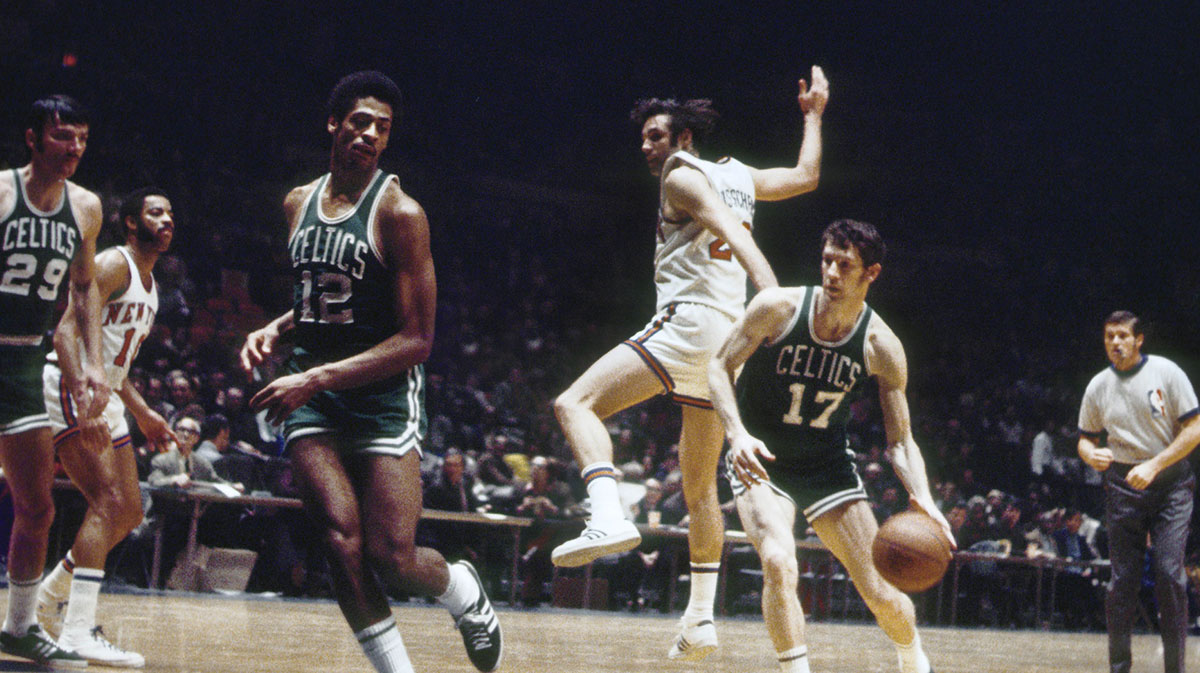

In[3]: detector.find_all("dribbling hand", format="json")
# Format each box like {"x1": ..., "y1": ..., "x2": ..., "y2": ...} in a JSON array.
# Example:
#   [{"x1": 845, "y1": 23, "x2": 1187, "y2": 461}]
[{"x1": 909, "y1": 496, "x2": 958, "y2": 550}]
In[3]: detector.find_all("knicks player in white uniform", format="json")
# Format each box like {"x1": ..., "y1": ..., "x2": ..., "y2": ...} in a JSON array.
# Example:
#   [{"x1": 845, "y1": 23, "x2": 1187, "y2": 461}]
[
  {"x1": 552, "y1": 66, "x2": 829, "y2": 660},
  {"x1": 37, "y1": 187, "x2": 178, "y2": 668}
]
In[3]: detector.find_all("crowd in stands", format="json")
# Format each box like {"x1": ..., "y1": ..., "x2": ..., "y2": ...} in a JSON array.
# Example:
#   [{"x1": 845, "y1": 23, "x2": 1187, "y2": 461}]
[{"x1": 43, "y1": 190, "x2": 1188, "y2": 631}]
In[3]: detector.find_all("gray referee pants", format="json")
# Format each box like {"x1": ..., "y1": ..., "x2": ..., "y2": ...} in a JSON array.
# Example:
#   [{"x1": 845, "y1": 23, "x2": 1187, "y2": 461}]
[{"x1": 1104, "y1": 462, "x2": 1194, "y2": 673}]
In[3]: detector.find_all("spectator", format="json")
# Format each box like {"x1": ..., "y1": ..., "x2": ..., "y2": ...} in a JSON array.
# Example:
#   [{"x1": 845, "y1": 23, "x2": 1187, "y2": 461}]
[
  {"x1": 147, "y1": 417, "x2": 211, "y2": 488},
  {"x1": 1030, "y1": 418, "x2": 1057, "y2": 480},
  {"x1": 512, "y1": 457, "x2": 580, "y2": 606},
  {"x1": 598, "y1": 478, "x2": 681, "y2": 612},
  {"x1": 1052, "y1": 508, "x2": 1102, "y2": 630},
  {"x1": 216, "y1": 385, "x2": 262, "y2": 447},
  {"x1": 193, "y1": 413, "x2": 229, "y2": 465}
]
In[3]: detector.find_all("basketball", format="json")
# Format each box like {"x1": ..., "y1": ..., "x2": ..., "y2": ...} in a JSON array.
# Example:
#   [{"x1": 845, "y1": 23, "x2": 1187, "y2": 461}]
[{"x1": 872, "y1": 510, "x2": 952, "y2": 593}]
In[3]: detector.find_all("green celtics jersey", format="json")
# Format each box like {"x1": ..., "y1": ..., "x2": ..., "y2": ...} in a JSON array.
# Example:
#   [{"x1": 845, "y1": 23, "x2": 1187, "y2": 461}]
[
  {"x1": 736, "y1": 286, "x2": 873, "y2": 472},
  {"x1": 287, "y1": 170, "x2": 400, "y2": 372},
  {"x1": 0, "y1": 169, "x2": 82, "y2": 339}
]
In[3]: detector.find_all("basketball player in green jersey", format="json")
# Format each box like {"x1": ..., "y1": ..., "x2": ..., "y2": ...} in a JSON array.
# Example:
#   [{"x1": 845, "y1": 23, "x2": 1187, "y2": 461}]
[
  {"x1": 240, "y1": 71, "x2": 501, "y2": 673},
  {"x1": 0, "y1": 95, "x2": 109, "y2": 668},
  {"x1": 708, "y1": 220, "x2": 953, "y2": 673}
]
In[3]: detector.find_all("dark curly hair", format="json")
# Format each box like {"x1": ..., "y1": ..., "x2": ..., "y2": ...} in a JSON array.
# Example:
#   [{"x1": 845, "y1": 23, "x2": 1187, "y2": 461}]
[
  {"x1": 629, "y1": 97, "x2": 719, "y2": 148},
  {"x1": 327, "y1": 71, "x2": 403, "y2": 123}
]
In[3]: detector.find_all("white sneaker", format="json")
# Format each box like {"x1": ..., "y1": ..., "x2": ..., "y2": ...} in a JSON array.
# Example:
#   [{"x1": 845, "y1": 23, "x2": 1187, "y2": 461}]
[
  {"x1": 666, "y1": 618, "x2": 718, "y2": 662},
  {"x1": 37, "y1": 583, "x2": 69, "y2": 640},
  {"x1": 550, "y1": 519, "x2": 640, "y2": 568},
  {"x1": 60, "y1": 627, "x2": 145, "y2": 668}
]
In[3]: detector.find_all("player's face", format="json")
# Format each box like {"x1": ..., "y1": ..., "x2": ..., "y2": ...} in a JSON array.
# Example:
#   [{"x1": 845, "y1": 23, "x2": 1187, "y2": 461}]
[
  {"x1": 329, "y1": 97, "x2": 392, "y2": 170},
  {"x1": 640, "y1": 114, "x2": 676, "y2": 176},
  {"x1": 1103, "y1": 321, "x2": 1143, "y2": 371},
  {"x1": 28, "y1": 119, "x2": 89, "y2": 180},
  {"x1": 131, "y1": 195, "x2": 174, "y2": 252},
  {"x1": 820, "y1": 242, "x2": 876, "y2": 300}
]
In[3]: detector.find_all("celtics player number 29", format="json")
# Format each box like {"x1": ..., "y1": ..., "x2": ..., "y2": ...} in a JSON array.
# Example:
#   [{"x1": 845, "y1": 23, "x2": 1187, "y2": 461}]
[
  {"x1": 781, "y1": 383, "x2": 845, "y2": 429},
  {"x1": 298, "y1": 269, "x2": 353, "y2": 324},
  {"x1": 0, "y1": 253, "x2": 68, "y2": 300}
]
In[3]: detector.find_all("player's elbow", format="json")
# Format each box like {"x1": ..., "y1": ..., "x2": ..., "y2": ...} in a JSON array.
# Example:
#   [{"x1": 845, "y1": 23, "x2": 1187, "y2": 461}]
[
  {"x1": 410, "y1": 335, "x2": 434, "y2": 365},
  {"x1": 796, "y1": 171, "x2": 819, "y2": 195}
]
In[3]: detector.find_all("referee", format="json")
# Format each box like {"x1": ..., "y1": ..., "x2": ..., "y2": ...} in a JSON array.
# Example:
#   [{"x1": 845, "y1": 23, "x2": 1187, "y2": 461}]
[{"x1": 1078, "y1": 310, "x2": 1200, "y2": 673}]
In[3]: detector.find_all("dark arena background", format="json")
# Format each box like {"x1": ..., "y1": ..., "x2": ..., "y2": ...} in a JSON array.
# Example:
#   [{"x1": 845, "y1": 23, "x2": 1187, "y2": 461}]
[{"x1": 2, "y1": 2, "x2": 1199, "y2": 672}]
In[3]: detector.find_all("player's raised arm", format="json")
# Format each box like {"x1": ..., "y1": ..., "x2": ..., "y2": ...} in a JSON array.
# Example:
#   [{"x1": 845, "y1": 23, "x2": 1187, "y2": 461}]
[
  {"x1": 664, "y1": 166, "x2": 778, "y2": 291},
  {"x1": 867, "y1": 315, "x2": 956, "y2": 548},
  {"x1": 747, "y1": 65, "x2": 829, "y2": 201}
]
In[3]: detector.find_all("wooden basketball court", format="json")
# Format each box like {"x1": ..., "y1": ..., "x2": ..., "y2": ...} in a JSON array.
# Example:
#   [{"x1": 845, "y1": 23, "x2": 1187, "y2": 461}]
[{"x1": 0, "y1": 588, "x2": 1187, "y2": 672}]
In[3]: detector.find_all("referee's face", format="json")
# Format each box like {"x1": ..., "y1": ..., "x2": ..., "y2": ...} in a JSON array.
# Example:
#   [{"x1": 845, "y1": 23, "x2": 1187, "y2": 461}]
[{"x1": 1104, "y1": 321, "x2": 1143, "y2": 371}]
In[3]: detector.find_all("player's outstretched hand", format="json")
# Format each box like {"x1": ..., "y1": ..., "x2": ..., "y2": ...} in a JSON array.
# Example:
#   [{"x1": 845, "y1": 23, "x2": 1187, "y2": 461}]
[
  {"x1": 240, "y1": 323, "x2": 281, "y2": 379},
  {"x1": 798, "y1": 65, "x2": 829, "y2": 116},
  {"x1": 138, "y1": 408, "x2": 178, "y2": 452},
  {"x1": 250, "y1": 371, "x2": 320, "y2": 426},
  {"x1": 727, "y1": 433, "x2": 775, "y2": 487}
]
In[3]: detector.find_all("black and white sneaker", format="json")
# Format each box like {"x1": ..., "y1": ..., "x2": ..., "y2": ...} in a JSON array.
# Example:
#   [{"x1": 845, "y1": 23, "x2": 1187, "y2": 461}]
[
  {"x1": 0, "y1": 624, "x2": 86, "y2": 669},
  {"x1": 452, "y1": 561, "x2": 502, "y2": 672}
]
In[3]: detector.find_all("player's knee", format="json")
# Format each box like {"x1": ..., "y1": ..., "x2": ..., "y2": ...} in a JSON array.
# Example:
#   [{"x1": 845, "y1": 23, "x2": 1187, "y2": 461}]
[
  {"x1": 760, "y1": 547, "x2": 798, "y2": 588},
  {"x1": 682, "y1": 483, "x2": 718, "y2": 510},
  {"x1": 112, "y1": 490, "x2": 146, "y2": 535},
  {"x1": 12, "y1": 492, "x2": 55, "y2": 532},
  {"x1": 552, "y1": 392, "x2": 579, "y2": 422},
  {"x1": 366, "y1": 536, "x2": 417, "y2": 577},
  {"x1": 325, "y1": 527, "x2": 365, "y2": 563}
]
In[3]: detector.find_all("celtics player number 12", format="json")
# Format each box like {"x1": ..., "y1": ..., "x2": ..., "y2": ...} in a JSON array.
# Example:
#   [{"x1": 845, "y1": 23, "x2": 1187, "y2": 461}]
[{"x1": 298, "y1": 269, "x2": 353, "y2": 325}]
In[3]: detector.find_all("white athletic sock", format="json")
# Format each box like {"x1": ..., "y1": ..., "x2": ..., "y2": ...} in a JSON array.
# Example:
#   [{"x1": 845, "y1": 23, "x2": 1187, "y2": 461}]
[
  {"x1": 356, "y1": 617, "x2": 414, "y2": 673},
  {"x1": 895, "y1": 631, "x2": 930, "y2": 673},
  {"x1": 682, "y1": 562, "x2": 720, "y2": 623},
  {"x1": 42, "y1": 551, "x2": 75, "y2": 598},
  {"x1": 3, "y1": 576, "x2": 41, "y2": 634},
  {"x1": 58, "y1": 568, "x2": 104, "y2": 645},
  {"x1": 582, "y1": 462, "x2": 624, "y2": 524},
  {"x1": 778, "y1": 645, "x2": 811, "y2": 673},
  {"x1": 437, "y1": 563, "x2": 480, "y2": 619}
]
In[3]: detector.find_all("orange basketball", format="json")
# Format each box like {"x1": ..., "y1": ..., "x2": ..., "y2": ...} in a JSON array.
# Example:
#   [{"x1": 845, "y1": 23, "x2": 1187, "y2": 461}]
[{"x1": 871, "y1": 510, "x2": 952, "y2": 593}]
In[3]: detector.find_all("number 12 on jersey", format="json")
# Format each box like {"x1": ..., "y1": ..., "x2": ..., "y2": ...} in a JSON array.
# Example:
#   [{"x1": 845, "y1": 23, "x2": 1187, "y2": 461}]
[{"x1": 298, "y1": 269, "x2": 353, "y2": 324}]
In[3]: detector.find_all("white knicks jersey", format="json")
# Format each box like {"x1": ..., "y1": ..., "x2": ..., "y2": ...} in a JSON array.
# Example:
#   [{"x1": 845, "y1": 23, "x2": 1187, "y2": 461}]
[
  {"x1": 100, "y1": 247, "x2": 158, "y2": 389},
  {"x1": 654, "y1": 151, "x2": 756, "y2": 317},
  {"x1": 52, "y1": 246, "x2": 159, "y2": 390}
]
